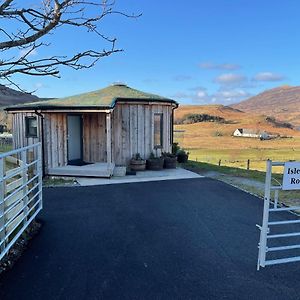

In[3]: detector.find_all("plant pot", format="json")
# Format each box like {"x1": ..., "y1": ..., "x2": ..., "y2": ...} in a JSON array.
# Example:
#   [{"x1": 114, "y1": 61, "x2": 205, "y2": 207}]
[
  {"x1": 177, "y1": 153, "x2": 188, "y2": 163},
  {"x1": 164, "y1": 156, "x2": 177, "y2": 169},
  {"x1": 146, "y1": 158, "x2": 164, "y2": 170},
  {"x1": 130, "y1": 159, "x2": 146, "y2": 171}
]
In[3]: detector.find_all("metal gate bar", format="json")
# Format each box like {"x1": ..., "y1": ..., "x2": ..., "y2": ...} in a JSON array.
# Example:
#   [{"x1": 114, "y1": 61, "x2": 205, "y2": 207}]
[
  {"x1": 257, "y1": 160, "x2": 300, "y2": 270},
  {"x1": 0, "y1": 143, "x2": 43, "y2": 261}
]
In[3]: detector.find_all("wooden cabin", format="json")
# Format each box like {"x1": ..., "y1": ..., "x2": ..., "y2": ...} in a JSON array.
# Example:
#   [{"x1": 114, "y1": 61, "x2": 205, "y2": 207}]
[{"x1": 5, "y1": 84, "x2": 178, "y2": 177}]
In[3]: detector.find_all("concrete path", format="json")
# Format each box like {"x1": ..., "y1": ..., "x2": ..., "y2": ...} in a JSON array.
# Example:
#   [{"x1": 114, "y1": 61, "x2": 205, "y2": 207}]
[
  {"x1": 1, "y1": 178, "x2": 300, "y2": 300},
  {"x1": 76, "y1": 167, "x2": 202, "y2": 186}
]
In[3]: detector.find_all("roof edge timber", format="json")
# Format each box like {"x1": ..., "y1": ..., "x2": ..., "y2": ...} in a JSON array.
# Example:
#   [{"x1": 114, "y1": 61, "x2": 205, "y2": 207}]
[{"x1": 5, "y1": 97, "x2": 178, "y2": 112}]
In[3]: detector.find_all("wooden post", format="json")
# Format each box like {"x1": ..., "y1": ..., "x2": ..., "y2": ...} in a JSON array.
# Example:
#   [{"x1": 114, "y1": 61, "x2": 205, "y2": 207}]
[
  {"x1": 218, "y1": 159, "x2": 221, "y2": 166},
  {"x1": 247, "y1": 159, "x2": 250, "y2": 170},
  {"x1": 106, "y1": 113, "x2": 112, "y2": 165}
]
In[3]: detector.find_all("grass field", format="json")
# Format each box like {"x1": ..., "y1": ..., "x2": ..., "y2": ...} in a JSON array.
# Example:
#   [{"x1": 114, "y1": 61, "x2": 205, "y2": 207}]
[
  {"x1": 174, "y1": 129, "x2": 300, "y2": 172},
  {"x1": 0, "y1": 144, "x2": 12, "y2": 154},
  {"x1": 174, "y1": 104, "x2": 300, "y2": 172}
]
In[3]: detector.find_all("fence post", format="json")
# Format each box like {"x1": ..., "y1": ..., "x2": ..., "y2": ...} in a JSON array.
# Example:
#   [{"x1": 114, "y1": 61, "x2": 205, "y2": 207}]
[
  {"x1": 0, "y1": 157, "x2": 5, "y2": 254},
  {"x1": 218, "y1": 159, "x2": 221, "y2": 166},
  {"x1": 37, "y1": 143, "x2": 43, "y2": 210},
  {"x1": 247, "y1": 159, "x2": 250, "y2": 170},
  {"x1": 257, "y1": 159, "x2": 272, "y2": 270},
  {"x1": 21, "y1": 149, "x2": 28, "y2": 226}
]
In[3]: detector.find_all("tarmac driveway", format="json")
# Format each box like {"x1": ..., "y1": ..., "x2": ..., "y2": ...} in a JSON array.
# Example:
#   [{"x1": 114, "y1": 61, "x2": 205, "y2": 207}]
[{"x1": 0, "y1": 178, "x2": 300, "y2": 300}]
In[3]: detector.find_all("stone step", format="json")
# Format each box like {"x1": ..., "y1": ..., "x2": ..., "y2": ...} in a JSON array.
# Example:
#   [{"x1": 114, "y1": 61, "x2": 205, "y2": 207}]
[{"x1": 48, "y1": 163, "x2": 114, "y2": 178}]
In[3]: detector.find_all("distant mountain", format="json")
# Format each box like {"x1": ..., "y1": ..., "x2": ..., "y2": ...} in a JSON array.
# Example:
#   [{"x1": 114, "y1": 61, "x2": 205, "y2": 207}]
[
  {"x1": 0, "y1": 84, "x2": 40, "y2": 107},
  {"x1": 231, "y1": 85, "x2": 300, "y2": 127}
]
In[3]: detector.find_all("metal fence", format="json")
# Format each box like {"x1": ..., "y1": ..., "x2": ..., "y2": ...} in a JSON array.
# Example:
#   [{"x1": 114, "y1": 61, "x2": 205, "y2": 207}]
[
  {"x1": 257, "y1": 160, "x2": 300, "y2": 269},
  {"x1": 0, "y1": 143, "x2": 42, "y2": 261},
  {"x1": 192, "y1": 157, "x2": 287, "y2": 172}
]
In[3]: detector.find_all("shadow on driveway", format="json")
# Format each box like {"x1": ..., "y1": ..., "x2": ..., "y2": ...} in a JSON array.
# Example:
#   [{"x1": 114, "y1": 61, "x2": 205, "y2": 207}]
[{"x1": 0, "y1": 178, "x2": 299, "y2": 299}]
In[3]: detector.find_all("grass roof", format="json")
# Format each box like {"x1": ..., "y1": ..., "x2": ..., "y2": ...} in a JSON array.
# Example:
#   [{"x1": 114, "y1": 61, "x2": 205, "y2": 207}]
[{"x1": 6, "y1": 84, "x2": 177, "y2": 111}]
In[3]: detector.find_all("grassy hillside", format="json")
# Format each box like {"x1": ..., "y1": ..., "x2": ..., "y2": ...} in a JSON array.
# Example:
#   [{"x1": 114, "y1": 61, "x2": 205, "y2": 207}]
[
  {"x1": 231, "y1": 85, "x2": 300, "y2": 127},
  {"x1": 174, "y1": 105, "x2": 300, "y2": 171}
]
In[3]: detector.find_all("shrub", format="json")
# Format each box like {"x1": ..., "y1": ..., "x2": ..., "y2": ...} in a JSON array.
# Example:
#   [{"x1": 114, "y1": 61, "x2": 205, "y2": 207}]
[
  {"x1": 132, "y1": 153, "x2": 144, "y2": 160},
  {"x1": 213, "y1": 131, "x2": 223, "y2": 137},
  {"x1": 177, "y1": 149, "x2": 189, "y2": 163},
  {"x1": 265, "y1": 116, "x2": 293, "y2": 129},
  {"x1": 172, "y1": 143, "x2": 180, "y2": 155},
  {"x1": 175, "y1": 113, "x2": 225, "y2": 125}
]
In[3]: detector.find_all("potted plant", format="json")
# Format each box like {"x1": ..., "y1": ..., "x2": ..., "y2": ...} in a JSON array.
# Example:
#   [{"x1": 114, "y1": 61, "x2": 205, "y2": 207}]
[
  {"x1": 130, "y1": 153, "x2": 146, "y2": 171},
  {"x1": 162, "y1": 152, "x2": 177, "y2": 169},
  {"x1": 146, "y1": 152, "x2": 164, "y2": 170},
  {"x1": 172, "y1": 143, "x2": 180, "y2": 155},
  {"x1": 177, "y1": 149, "x2": 189, "y2": 163}
]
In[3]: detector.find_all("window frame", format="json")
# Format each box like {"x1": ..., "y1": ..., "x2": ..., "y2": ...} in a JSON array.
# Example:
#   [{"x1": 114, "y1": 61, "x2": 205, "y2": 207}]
[
  {"x1": 153, "y1": 113, "x2": 163, "y2": 149},
  {"x1": 25, "y1": 116, "x2": 38, "y2": 138}
]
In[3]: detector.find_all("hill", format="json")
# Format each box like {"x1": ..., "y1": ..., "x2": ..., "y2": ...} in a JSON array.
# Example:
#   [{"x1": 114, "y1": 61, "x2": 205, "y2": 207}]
[
  {"x1": 231, "y1": 85, "x2": 300, "y2": 127},
  {"x1": 174, "y1": 104, "x2": 300, "y2": 171},
  {"x1": 0, "y1": 84, "x2": 39, "y2": 106},
  {"x1": 0, "y1": 84, "x2": 42, "y2": 129},
  {"x1": 174, "y1": 104, "x2": 300, "y2": 150}
]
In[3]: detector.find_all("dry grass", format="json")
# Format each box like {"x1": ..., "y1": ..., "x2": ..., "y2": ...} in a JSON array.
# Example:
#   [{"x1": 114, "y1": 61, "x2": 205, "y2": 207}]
[{"x1": 174, "y1": 105, "x2": 300, "y2": 172}]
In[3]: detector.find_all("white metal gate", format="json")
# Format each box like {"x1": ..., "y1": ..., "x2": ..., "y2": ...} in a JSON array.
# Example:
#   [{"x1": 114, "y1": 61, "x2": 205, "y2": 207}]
[
  {"x1": 257, "y1": 160, "x2": 300, "y2": 270},
  {"x1": 0, "y1": 143, "x2": 43, "y2": 261}
]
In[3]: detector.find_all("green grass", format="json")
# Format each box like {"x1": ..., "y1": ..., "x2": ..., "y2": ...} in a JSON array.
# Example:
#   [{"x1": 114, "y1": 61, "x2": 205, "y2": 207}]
[
  {"x1": 187, "y1": 148, "x2": 300, "y2": 172},
  {"x1": 43, "y1": 177, "x2": 76, "y2": 187},
  {"x1": 0, "y1": 144, "x2": 12, "y2": 153},
  {"x1": 182, "y1": 160, "x2": 282, "y2": 182}
]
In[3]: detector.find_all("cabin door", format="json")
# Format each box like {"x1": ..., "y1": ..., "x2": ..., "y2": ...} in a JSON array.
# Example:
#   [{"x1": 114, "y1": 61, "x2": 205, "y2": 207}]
[{"x1": 67, "y1": 115, "x2": 83, "y2": 164}]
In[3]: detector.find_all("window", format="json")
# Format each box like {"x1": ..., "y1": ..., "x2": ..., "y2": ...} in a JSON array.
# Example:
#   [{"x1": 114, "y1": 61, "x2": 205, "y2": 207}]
[
  {"x1": 25, "y1": 117, "x2": 38, "y2": 138},
  {"x1": 154, "y1": 113, "x2": 163, "y2": 148}
]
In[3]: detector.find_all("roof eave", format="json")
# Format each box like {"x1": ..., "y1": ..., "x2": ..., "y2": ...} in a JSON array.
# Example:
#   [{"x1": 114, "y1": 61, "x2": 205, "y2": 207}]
[
  {"x1": 5, "y1": 105, "x2": 112, "y2": 112},
  {"x1": 5, "y1": 96, "x2": 178, "y2": 112}
]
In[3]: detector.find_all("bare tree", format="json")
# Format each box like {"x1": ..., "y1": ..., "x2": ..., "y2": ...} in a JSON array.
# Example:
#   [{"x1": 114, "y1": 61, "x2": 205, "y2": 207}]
[{"x1": 0, "y1": 0, "x2": 139, "y2": 88}]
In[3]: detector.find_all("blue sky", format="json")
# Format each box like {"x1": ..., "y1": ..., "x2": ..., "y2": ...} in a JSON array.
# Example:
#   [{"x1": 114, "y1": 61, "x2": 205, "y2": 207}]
[{"x1": 6, "y1": 1, "x2": 300, "y2": 104}]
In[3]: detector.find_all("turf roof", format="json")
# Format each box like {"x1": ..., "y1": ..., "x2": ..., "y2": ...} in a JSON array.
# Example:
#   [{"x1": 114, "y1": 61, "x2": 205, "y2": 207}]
[{"x1": 6, "y1": 84, "x2": 177, "y2": 111}]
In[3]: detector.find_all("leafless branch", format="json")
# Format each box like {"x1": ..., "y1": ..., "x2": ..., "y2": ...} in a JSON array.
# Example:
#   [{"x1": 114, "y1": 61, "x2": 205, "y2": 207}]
[{"x1": 0, "y1": 0, "x2": 141, "y2": 89}]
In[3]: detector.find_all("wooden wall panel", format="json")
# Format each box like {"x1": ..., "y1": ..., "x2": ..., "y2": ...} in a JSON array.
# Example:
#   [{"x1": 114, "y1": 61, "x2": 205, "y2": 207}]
[
  {"x1": 42, "y1": 113, "x2": 67, "y2": 172},
  {"x1": 12, "y1": 112, "x2": 41, "y2": 149},
  {"x1": 112, "y1": 103, "x2": 174, "y2": 165},
  {"x1": 137, "y1": 105, "x2": 145, "y2": 159},
  {"x1": 12, "y1": 112, "x2": 68, "y2": 173},
  {"x1": 121, "y1": 105, "x2": 130, "y2": 165},
  {"x1": 82, "y1": 113, "x2": 106, "y2": 163}
]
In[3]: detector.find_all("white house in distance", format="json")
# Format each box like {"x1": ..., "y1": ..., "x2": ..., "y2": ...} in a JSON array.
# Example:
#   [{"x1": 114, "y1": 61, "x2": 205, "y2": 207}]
[{"x1": 233, "y1": 128, "x2": 270, "y2": 139}]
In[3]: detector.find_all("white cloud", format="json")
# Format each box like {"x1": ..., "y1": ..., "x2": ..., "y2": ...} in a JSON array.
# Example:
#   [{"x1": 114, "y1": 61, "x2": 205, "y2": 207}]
[
  {"x1": 214, "y1": 73, "x2": 246, "y2": 85},
  {"x1": 199, "y1": 62, "x2": 240, "y2": 70},
  {"x1": 253, "y1": 72, "x2": 285, "y2": 82},
  {"x1": 172, "y1": 87, "x2": 251, "y2": 104},
  {"x1": 214, "y1": 88, "x2": 251, "y2": 102},
  {"x1": 197, "y1": 90, "x2": 207, "y2": 98}
]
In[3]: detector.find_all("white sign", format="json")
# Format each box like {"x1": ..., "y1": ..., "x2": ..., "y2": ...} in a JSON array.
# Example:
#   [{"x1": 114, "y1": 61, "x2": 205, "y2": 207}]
[{"x1": 282, "y1": 162, "x2": 300, "y2": 190}]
